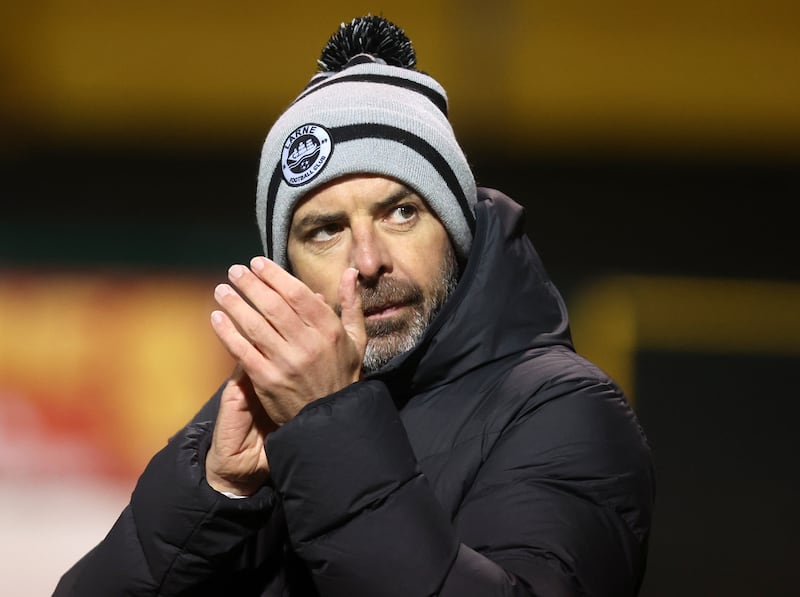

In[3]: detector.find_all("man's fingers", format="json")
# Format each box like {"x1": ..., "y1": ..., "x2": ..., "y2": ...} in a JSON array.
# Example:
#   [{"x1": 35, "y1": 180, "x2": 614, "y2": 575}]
[
  {"x1": 210, "y1": 309, "x2": 269, "y2": 372},
  {"x1": 339, "y1": 267, "x2": 367, "y2": 356},
  {"x1": 228, "y1": 263, "x2": 298, "y2": 330},
  {"x1": 248, "y1": 257, "x2": 330, "y2": 327},
  {"x1": 214, "y1": 279, "x2": 287, "y2": 351}
]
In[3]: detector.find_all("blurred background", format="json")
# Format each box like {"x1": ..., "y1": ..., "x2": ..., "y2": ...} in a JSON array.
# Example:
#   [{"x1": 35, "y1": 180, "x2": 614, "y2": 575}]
[{"x1": 1, "y1": 1, "x2": 798, "y2": 594}]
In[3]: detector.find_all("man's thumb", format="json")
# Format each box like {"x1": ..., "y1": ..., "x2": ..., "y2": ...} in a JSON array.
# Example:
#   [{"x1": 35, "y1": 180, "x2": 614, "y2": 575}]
[{"x1": 339, "y1": 267, "x2": 366, "y2": 354}]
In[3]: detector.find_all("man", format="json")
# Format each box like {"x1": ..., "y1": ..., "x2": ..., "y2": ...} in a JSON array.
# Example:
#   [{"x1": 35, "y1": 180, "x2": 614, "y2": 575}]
[{"x1": 55, "y1": 15, "x2": 654, "y2": 596}]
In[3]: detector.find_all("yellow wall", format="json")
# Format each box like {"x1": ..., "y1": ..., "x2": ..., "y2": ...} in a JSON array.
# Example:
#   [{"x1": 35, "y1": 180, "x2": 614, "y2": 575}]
[
  {"x1": 2, "y1": 0, "x2": 799, "y2": 155},
  {"x1": 0, "y1": 272, "x2": 232, "y2": 479}
]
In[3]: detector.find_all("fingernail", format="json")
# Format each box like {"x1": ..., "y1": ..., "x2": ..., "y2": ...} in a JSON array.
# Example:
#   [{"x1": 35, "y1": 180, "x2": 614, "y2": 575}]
[
  {"x1": 229, "y1": 264, "x2": 245, "y2": 280},
  {"x1": 250, "y1": 257, "x2": 265, "y2": 272},
  {"x1": 210, "y1": 310, "x2": 224, "y2": 325},
  {"x1": 215, "y1": 283, "x2": 232, "y2": 299}
]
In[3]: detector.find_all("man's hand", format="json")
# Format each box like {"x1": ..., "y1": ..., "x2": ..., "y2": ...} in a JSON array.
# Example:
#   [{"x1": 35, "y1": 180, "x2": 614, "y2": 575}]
[
  {"x1": 205, "y1": 367, "x2": 275, "y2": 496},
  {"x1": 210, "y1": 257, "x2": 366, "y2": 426}
]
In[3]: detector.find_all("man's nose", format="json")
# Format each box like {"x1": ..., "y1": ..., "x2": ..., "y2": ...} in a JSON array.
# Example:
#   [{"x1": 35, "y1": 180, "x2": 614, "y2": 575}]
[{"x1": 351, "y1": 226, "x2": 390, "y2": 281}]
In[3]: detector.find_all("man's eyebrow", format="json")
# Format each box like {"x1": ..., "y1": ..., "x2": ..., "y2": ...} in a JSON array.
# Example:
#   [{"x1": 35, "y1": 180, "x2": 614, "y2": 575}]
[
  {"x1": 292, "y1": 210, "x2": 346, "y2": 234},
  {"x1": 292, "y1": 186, "x2": 419, "y2": 234},
  {"x1": 371, "y1": 186, "x2": 417, "y2": 213}
]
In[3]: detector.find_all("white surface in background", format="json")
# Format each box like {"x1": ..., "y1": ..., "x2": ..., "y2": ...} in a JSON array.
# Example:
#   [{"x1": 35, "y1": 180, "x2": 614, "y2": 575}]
[{"x1": 0, "y1": 477, "x2": 131, "y2": 596}]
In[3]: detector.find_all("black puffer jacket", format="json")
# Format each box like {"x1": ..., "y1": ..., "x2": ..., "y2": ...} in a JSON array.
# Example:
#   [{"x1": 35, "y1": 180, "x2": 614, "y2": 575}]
[{"x1": 55, "y1": 189, "x2": 654, "y2": 596}]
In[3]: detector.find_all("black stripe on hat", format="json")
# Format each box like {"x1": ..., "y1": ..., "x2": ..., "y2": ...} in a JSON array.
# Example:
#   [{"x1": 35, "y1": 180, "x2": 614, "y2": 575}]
[
  {"x1": 265, "y1": 160, "x2": 284, "y2": 260},
  {"x1": 264, "y1": 123, "x2": 474, "y2": 259},
  {"x1": 333, "y1": 123, "x2": 472, "y2": 223},
  {"x1": 295, "y1": 74, "x2": 448, "y2": 116}
]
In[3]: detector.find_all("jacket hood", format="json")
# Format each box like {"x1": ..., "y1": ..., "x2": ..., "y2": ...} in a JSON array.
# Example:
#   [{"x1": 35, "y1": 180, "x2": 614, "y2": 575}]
[{"x1": 376, "y1": 188, "x2": 573, "y2": 396}]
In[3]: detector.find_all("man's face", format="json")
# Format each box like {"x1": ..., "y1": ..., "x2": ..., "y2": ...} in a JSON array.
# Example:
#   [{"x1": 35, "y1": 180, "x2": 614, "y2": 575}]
[{"x1": 287, "y1": 175, "x2": 458, "y2": 373}]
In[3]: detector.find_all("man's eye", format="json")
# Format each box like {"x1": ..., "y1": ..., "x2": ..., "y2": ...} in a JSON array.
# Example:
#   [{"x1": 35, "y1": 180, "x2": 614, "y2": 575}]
[
  {"x1": 389, "y1": 204, "x2": 418, "y2": 223},
  {"x1": 308, "y1": 224, "x2": 342, "y2": 242}
]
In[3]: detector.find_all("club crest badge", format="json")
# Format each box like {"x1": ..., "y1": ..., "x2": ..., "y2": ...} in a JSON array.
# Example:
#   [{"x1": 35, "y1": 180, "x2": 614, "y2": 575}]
[{"x1": 281, "y1": 123, "x2": 333, "y2": 186}]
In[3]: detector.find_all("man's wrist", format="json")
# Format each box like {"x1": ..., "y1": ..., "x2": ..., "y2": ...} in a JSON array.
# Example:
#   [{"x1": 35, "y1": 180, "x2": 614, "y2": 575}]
[
  {"x1": 205, "y1": 469, "x2": 269, "y2": 498},
  {"x1": 220, "y1": 490, "x2": 248, "y2": 500}
]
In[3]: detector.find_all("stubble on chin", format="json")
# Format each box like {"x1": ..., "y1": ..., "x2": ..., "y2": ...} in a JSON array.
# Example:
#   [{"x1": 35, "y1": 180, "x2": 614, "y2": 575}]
[{"x1": 358, "y1": 246, "x2": 459, "y2": 374}]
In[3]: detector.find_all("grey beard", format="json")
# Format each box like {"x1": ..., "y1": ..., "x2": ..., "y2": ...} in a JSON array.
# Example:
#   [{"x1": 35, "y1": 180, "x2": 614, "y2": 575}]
[{"x1": 360, "y1": 245, "x2": 459, "y2": 375}]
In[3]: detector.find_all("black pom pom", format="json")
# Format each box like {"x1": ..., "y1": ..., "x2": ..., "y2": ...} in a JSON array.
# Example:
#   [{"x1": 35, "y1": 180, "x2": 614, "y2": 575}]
[{"x1": 317, "y1": 15, "x2": 417, "y2": 72}]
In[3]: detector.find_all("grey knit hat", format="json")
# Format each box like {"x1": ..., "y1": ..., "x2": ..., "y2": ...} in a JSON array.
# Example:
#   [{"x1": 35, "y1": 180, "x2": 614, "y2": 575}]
[{"x1": 255, "y1": 16, "x2": 477, "y2": 270}]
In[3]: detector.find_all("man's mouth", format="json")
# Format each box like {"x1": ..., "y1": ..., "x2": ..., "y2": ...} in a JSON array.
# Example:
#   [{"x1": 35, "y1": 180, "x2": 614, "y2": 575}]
[
  {"x1": 356, "y1": 278, "x2": 424, "y2": 324},
  {"x1": 363, "y1": 302, "x2": 406, "y2": 320}
]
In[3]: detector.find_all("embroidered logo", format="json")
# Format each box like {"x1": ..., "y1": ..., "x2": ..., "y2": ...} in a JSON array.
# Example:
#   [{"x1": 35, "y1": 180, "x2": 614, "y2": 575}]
[{"x1": 281, "y1": 123, "x2": 332, "y2": 186}]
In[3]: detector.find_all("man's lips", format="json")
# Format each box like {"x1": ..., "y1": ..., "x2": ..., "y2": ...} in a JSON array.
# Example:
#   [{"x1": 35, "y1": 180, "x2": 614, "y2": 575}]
[{"x1": 363, "y1": 302, "x2": 406, "y2": 319}]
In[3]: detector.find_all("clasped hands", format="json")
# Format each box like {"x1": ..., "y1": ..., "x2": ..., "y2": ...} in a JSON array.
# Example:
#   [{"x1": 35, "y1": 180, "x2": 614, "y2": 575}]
[{"x1": 205, "y1": 256, "x2": 367, "y2": 496}]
